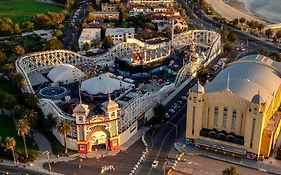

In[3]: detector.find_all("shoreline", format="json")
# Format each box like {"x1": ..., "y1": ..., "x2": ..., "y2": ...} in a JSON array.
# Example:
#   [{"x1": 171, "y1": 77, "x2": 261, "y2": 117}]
[{"x1": 204, "y1": 0, "x2": 267, "y2": 24}]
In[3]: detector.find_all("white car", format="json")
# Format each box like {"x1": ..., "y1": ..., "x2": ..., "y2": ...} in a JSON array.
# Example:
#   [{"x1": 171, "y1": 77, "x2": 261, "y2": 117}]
[
  {"x1": 152, "y1": 160, "x2": 158, "y2": 168},
  {"x1": 169, "y1": 109, "x2": 175, "y2": 113},
  {"x1": 165, "y1": 113, "x2": 170, "y2": 118},
  {"x1": 181, "y1": 96, "x2": 188, "y2": 101}
]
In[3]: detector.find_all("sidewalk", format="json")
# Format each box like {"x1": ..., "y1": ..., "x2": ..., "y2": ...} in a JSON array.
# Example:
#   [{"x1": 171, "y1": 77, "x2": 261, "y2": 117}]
[
  {"x1": 30, "y1": 130, "x2": 56, "y2": 160},
  {"x1": 174, "y1": 139, "x2": 281, "y2": 175}
]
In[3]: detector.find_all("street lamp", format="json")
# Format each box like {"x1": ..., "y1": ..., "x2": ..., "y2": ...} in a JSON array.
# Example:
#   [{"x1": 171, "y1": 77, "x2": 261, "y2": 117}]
[
  {"x1": 167, "y1": 121, "x2": 178, "y2": 141},
  {"x1": 43, "y1": 151, "x2": 51, "y2": 172}
]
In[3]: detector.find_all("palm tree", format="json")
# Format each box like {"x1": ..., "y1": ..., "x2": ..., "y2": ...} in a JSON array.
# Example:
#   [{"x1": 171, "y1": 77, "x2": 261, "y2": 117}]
[
  {"x1": 5, "y1": 137, "x2": 16, "y2": 165},
  {"x1": 45, "y1": 113, "x2": 57, "y2": 131},
  {"x1": 3, "y1": 94, "x2": 17, "y2": 112},
  {"x1": 12, "y1": 73, "x2": 26, "y2": 90},
  {"x1": 265, "y1": 28, "x2": 273, "y2": 41},
  {"x1": 17, "y1": 119, "x2": 30, "y2": 158},
  {"x1": 24, "y1": 109, "x2": 38, "y2": 127},
  {"x1": 57, "y1": 120, "x2": 72, "y2": 155}
]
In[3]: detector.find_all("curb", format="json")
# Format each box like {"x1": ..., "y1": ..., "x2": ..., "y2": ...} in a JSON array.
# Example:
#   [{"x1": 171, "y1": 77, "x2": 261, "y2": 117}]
[{"x1": 174, "y1": 145, "x2": 281, "y2": 175}]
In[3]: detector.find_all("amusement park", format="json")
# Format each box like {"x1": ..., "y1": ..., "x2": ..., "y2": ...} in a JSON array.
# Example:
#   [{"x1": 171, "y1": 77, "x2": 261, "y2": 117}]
[{"x1": 15, "y1": 28, "x2": 221, "y2": 155}]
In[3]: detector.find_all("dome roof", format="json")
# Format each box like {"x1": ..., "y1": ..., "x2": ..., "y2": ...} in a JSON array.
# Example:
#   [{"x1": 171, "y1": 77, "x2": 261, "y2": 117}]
[
  {"x1": 103, "y1": 99, "x2": 119, "y2": 109},
  {"x1": 47, "y1": 64, "x2": 85, "y2": 84},
  {"x1": 81, "y1": 74, "x2": 134, "y2": 95},
  {"x1": 73, "y1": 104, "x2": 89, "y2": 114}
]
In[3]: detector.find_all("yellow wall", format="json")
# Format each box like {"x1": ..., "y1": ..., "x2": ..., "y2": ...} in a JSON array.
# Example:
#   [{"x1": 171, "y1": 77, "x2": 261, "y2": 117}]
[{"x1": 186, "y1": 85, "x2": 281, "y2": 157}]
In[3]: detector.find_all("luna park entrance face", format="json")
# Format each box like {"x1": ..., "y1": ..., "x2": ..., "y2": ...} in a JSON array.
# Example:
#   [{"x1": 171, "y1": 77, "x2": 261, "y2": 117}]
[{"x1": 90, "y1": 131, "x2": 108, "y2": 151}]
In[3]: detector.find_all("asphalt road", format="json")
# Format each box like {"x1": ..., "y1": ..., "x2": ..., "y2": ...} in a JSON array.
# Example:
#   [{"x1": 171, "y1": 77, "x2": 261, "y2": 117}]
[
  {"x1": 45, "y1": 140, "x2": 145, "y2": 175},
  {"x1": 62, "y1": 0, "x2": 89, "y2": 49},
  {"x1": 0, "y1": 165, "x2": 46, "y2": 175},
  {"x1": 180, "y1": 0, "x2": 281, "y2": 53}
]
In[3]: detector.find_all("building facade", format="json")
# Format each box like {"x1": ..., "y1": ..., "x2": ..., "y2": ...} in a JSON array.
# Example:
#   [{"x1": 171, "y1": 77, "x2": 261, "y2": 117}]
[
  {"x1": 128, "y1": 0, "x2": 174, "y2": 6},
  {"x1": 186, "y1": 55, "x2": 281, "y2": 159},
  {"x1": 78, "y1": 28, "x2": 101, "y2": 49},
  {"x1": 90, "y1": 11, "x2": 120, "y2": 21},
  {"x1": 74, "y1": 100, "x2": 120, "y2": 154},
  {"x1": 105, "y1": 28, "x2": 135, "y2": 44}
]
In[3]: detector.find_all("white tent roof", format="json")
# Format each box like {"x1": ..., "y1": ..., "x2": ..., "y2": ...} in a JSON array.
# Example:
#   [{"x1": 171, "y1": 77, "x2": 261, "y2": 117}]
[
  {"x1": 47, "y1": 64, "x2": 85, "y2": 84},
  {"x1": 81, "y1": 74, "x2": 134, "y2": 95}
]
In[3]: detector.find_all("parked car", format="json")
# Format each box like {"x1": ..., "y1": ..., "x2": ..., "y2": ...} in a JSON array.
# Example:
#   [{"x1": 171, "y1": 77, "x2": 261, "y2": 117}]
[
  {"x1": 181, "y1": 96, "x2": 188, "y2": 101},
  {"x1": 152, "y1": 160, "x2": 158, "y2": 168},
  {"x1": 169, "y1": 109, "x2": 175, "y2": 113},
  {"x1": 165, "y1": 113, "x2": 170, "y2": 118}
]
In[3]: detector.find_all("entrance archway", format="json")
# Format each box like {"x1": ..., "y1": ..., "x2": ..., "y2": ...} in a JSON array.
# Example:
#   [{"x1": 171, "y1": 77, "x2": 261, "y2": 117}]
[{"x1": 87, "y1": 125, "x2": 110, "y2": 151}]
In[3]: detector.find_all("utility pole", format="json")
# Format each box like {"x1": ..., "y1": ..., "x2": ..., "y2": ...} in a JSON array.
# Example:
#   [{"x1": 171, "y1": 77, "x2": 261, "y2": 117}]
[{"x1": 43, "y1": 151, "x2": 51, "y2": 172}]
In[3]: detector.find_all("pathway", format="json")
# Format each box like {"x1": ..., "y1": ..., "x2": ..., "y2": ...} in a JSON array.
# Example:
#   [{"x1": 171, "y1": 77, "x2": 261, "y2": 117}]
[{"x1": 31, "y1": 130, "x2": 56, "y2": 160}]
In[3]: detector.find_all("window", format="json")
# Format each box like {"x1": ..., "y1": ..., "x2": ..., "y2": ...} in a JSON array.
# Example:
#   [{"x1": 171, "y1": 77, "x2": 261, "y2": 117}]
[
  {"x1": 193, "y1": 97, "x2": 197, "y2": 103},
  {"x1": 79, "y1": 116, "x2": 83, "y2": 122},
  {"x1": 253, "y1": 108, "x2": 258, "y2": 115},
  {"x1": 240, "y1": 113, "x2": 244, "y2": 135},
  {"x1": 207, "y1": 107, "x2": 210, "y2": 128},
  {"x1": 214, "y1": 106, "x2": 219, "y2": 127},
  {"x1": 192, "y1": 106, "x2": 196, "y2": 135},
  {"x1": 79, "y1": 145, "x2": 85, "y2": 151},
  {"x1": 231, "y1": 110, "x2": 237, "y2": 130},
  {"x1": 250, "y1": 118, "x2": 256, "y2": 148},
  {"x1": 223, "y1": 107, "x2": 228, "y2": 128},
  {"x1": 79, "y1": 126, "x2": 84, "y2": 141}
]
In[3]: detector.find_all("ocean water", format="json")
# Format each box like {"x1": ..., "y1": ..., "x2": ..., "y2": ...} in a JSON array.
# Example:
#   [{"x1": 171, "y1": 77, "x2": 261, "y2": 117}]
[{"x1": 237, "y1": 0, "x2": 281, "y2": 23}]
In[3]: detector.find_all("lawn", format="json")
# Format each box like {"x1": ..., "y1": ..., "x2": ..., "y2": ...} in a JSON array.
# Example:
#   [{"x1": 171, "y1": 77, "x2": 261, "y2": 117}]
[
  {"x1": 0, "y1": 116, "x2": 39, "y2": 160},
  {"x1": 0, "y1": 0, "x2": 63, "y2": 24}
]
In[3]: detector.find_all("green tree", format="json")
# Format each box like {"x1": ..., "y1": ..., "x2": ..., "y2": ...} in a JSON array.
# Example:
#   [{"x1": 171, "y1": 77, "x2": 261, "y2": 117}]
[
  {"x1": 5, "y1": 137, "x2": 16, "y2": 164},
  {"x1": 153, "y1": 104, "x2": 166, "y2": 122},
  {"x1": 14, "y1": 45, "x2": 25, "y2": 56},
  {"x1": 265, "y1": 28, "x2": 273, "y2": 41},
  {"x1": 57, "y1": 120, "x2": 72, "y2": 155},
  {"x1": 3, "y1": 63, "x2": 14, "y2": 74},
  {"x1": 13, "y1": 104, "x2": 26, "y2": 119},
  {"x1": 17, "y1": 119, "x2": 30, "y2": 158},
  {"x1": 145, "y1": 23, "x2": 156, "y2": 30},
  {"x1": 91, "y1": 39, "x2": 101, "y2": 48},
  {"x1": 83, "y1": 42, "x2": 90, "y2": 51},
  {"x1": 275, "y1": 30, "x2": 281, "y2": 43},
  {"x1": 44, "y1": 36, "x2": 63, "y2": 50},
  {"x1": 257, "y1": 22, "x2": 264, "y2": 32},
  {"x1": 227, "y1": 32, "x2": 237, "y2": 43},
  {"x1": 222, "y1": 166, "x2": 241, "y2": 175},
  {"x1": 24, "y1": 21, "x2": 34, "y2": 31},
  {"x1": 54, "y1": 29, "x2": 63, "y2": 39},
  {"x1": 0, "y1": 50, "x2": 7, "y2": 66},
  {"x1": 258, "y1": 48, "x2": 268, "y2": 56},
  {"x1": 24, "y1": 109, "x2": 38, "y2": 128},
  {"x1": 45, "y1": 113, "x2": 57, "y2": 131},
  {"x1": 12, "y1": 73, "x2": 26, "y2": 90},
  {"x1": 24, "y1": 93, "x2": 38, "y2": 109},
  {"x1": 0, "y1": 90, "x2": 6, "y2": 114},
  {"x1": 231, "y1": 18, "x2": 239, "y2": 26},
  {"x1": 102, "y1": 36, "x2": 114, "y2": 50},
  {"x1": 13, "y1": 23, "x2": 21, "y2": 34},
  {"x1": 239, "y1": 17, "x2": 246, "y2": 24},
  {"x1": 3, "y1": 94, "x2": 17, "y2": 111},
  {"x1": 224, "y1": 42, "x2": 234, "y2": 54}
]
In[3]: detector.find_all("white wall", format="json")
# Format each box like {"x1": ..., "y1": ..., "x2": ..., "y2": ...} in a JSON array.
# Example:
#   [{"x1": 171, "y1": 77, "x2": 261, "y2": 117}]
[
  {"x1": 119, "y1": 121, "x2": 138, "y2": 145},
  {"x1": 52, "y1": 129, "x2": 78, "y2": 151}
]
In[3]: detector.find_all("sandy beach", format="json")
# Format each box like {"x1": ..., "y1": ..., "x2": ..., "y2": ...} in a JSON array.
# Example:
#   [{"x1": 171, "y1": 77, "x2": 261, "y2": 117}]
[{"x1": 204, "y1": 0, "x2": 264, "y2": 23}]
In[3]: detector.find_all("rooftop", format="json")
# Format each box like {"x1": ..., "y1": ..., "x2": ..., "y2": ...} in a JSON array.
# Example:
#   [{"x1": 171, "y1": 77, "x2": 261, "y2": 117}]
[{"x1": 205, "y1": 55, "x2": 281, "y2": 109}]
